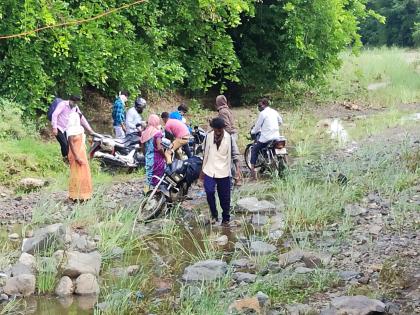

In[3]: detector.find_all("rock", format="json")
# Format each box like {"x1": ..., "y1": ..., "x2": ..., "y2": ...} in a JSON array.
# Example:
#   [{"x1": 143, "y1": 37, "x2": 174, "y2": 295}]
[
  {"x1": 251, "y1": 214, "x2": 269, "y2": 226},
  {"x1": 213, "y1": 235, "x2": 229, "y2": 246},
  {"x1": 279, "y1": 249, "x2": 304, "y2": 267},
  {"x1": 368, "y1": 225, "x2": 382, "y2": 235},
  {"x1": 286, "y1": 303, "x2": 319, "y2": 315},
  {"x1": 338, "y1": 271, "x2": 361, "y2": 281},
  {"x1": 22, "y1": 223, "x2": 65, "y2": 254},
  {"x1": 182, "y1": 260, "x2": 227, "y2": 282},
  {"x1": 384, "y1": 302, "x2": 400, "y2": 314},
  {"x1": 8, "y1": 233, "x2": 19, "y2": 240},
  {"x1": 250, "y1": 241, "x2": 276, "y2": 255},
  {"x1": 56, "y1": 250, "x2": 102, "y2": 277},
  {"x1": 294, "y1": 267, "x2": 314, "y2": 274},
  {"x1": 19, "y1": 178, "x2": 47, "y2": 190},
  {"x1": 75, "y1": 274, "x2": 100, "y2": 295},
  {"x1": 256, "y1": 291, "x2": 270, "y2": 307},
  {"x1": 236, "y1": 197, "x2": 278, "y2": 214},
  {"x1": 233, "y1": 272, "x2": 257, "y2": 283},
  {"x1": 344, "y1": 204, "x2": 367, "y2": 216},
  {"x1": 322, "y1": 295, "x2": 385, "y2": 315},
  {"x1": 72, "y1": 234, "x2": 88, "y2": 252},
  {"x1": 302, "y1": 251, "x2": 332, "y2": 268},
  {"x1": 4, "y1": 274, "x2": 36, "y2": 297},
  {"x1": 231, "y1": 258, "x2": 254, "y2": 270},
  {"x1": 55, "y1": 276, "x2": 74, "y2": 297},
  {"x1": 0, "y1": 293, "x2": 8, "y2": 302},
  {"x1": 110, "y1": 247, "x2": 124, "y2": 258},
  {"x1": 18, "y1": 253, "x2": 36, "y2": 269},
  {"x1": 11, "y1": 262, "x2": 34, "y2": 276},
  {"x1": 228, "y1": 297, "x2": 263, "y2": 314},
  {"x1": 110, "y1": 265, "x2": 140, "y2": 277},
  {"x1": 269, "y1": 230, "x2": 284, "y2": 241}
]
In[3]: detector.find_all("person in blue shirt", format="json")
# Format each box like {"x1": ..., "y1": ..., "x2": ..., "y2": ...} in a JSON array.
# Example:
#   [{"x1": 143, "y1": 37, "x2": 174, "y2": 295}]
[
  {"x1": 169, "y1": 104, "x2": 192, "y2": 158},
  {"x1": 112, "y1": 91, "x2": 129, "y2": 138}
]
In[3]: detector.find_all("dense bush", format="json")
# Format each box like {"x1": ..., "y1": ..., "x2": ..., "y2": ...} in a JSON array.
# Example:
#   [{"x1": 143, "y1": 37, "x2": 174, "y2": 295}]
[{"x1": 0, "y1": 0, "x2": 374, "y2": 115}]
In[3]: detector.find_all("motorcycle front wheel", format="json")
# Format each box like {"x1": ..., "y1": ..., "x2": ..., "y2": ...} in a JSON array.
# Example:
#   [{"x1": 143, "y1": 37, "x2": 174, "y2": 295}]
[{"x1": 137, "y1": 191, "x2": 166, "y2": 222}]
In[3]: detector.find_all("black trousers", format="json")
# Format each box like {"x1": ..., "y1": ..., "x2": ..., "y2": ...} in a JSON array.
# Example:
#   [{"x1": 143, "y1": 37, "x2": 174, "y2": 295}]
[{"x1": 55, "y1": 130, "x2": 69, "y2": 157}]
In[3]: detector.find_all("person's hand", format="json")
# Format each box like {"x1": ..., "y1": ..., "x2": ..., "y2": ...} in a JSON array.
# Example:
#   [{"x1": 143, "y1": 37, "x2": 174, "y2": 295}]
[
  {"x1": 199, "y1": 171, "x2": 205, "y2": 182},
  {"x1": 52, "y1": 128, "x2": 58, "y2": 136},
  {"x1": 76, "y1": 157, "x2": 85, "y2": 165}
]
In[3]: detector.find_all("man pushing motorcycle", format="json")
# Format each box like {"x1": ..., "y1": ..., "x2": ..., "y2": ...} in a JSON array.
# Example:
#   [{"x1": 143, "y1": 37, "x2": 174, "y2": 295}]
[{"x1": 250, "y1": 98, "x2": 283, "y2": 180}]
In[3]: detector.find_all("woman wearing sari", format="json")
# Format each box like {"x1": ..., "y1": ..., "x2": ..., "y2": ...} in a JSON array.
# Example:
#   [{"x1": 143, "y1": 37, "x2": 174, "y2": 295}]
[
  {"x1": 67, "y1": 111, "x2": 93, "y2": 201},
  {"x1": 140, "y1": 114, "x2": 165, "y2": 188}
]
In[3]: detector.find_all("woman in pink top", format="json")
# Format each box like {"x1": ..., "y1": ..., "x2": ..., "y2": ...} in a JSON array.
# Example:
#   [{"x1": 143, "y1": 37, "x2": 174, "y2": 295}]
[{"x1": 161, "y1": 112, "x2": 190, "y2": 164}]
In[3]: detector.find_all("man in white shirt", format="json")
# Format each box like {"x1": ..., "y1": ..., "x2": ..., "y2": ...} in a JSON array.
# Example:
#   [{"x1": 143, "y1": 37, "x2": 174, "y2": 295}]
[
  {"x1": 250, "y1": 98, "x2": 283, "y2": 179},
  {"x1": 125, "y1": 97, "x2": 146, "y2": 134},
  {"x1": 200, "y1": 117, "x2": 241, "y2": 226}
]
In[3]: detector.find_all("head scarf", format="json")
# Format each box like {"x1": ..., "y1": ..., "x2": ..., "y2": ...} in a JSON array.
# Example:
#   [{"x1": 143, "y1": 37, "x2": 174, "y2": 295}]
[
  {"x1": 215, "y1": 95, "x2": 228, "y2": 110},
  {"x1": 66, "y1": 110, "x2": 84, "y2": 138},
  {"x1": 140, "y1": 114, "x2": 161, "y2": 143}
]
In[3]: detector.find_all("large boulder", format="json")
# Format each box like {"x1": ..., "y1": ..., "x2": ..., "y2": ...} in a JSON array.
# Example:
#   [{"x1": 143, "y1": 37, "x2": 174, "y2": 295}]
[
  {"x1": 321, "y1": 295, "x2": 385, "y2": 315},
  {"x1": 11, "y1": 262, "x2": 34, "y2": 277},
  {"x1": 75, "y1": 274, "x2": 100, "y2": 295},
  {"x1": 182, "y1": 260, "x2": 227, "y2": 282},
  {"x1": 236, "y1": 197, "x2": 279, "y2": 214},
  {"x1": 4, "y1": 274, "x2": 36, "y2": 297},
  {"x1": 22, "y1": 223, "x2": 65, "y2": 254},
  {"x1": 55, "y1": 276, "x2": 74, "y2": 297},
  {"x1": 55, "y1": 250, "x2": 101, "y2": 277},
  {"x1": 250, "y1": 241, "x2": 277, "y2": 255}
]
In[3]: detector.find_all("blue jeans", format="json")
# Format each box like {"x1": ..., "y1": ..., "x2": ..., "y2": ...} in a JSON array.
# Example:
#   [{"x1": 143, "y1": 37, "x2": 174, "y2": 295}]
[
  {"x1": 250, "y1": 141, "x2": 268, "y2": 165},
  {"x1": 204, "y1": 175, "x2": 231, "y2": 222}
]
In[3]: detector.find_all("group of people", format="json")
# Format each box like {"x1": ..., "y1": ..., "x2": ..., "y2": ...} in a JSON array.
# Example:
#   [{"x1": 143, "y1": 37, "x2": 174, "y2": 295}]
[{"x1": 51, "y1": 92, "x2": 283, "y2": 227}]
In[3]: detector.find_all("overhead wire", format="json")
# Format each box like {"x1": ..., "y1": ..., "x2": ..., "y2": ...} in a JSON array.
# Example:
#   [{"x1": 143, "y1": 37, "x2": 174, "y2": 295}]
[{"x1": 0, "y1": 0, "x2": 148, "y2": 40}]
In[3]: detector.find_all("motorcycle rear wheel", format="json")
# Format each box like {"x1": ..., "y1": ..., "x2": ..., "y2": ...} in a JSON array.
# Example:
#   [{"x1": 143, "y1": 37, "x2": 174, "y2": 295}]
[
  {"x1": 244, "y1": 144, "x2": 264, "y2": 170},
  {"x1": 137, "y1": 191, "x2": 166, "y2": 222}
]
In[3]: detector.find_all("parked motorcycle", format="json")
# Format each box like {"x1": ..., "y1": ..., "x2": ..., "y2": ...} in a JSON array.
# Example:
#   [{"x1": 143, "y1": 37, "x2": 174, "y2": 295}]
[
  {"x1": 89, "y1": 132, "x2": 145, "y2": 170},
  {"x1": 244, "y1": 131, "x2": 288, "y2": 177},
  {"x1": 137, "y1": 140, "x2": 202, "y2": 221}
]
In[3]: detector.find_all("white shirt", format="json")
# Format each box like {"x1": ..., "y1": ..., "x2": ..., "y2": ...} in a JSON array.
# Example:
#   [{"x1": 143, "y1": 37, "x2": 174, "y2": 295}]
[
  {"x1": 251, "y1": 107, "x2": 283, "y2": 143},
  {"x1": 66, "y1": 110, "x2": 84, "y2": 138},
  {"x1": 125, "y1": 107, "x2": 143, "y2": 134},
  {"x1": 202, "y1": 131, "x2": 232, "y2": 178}
]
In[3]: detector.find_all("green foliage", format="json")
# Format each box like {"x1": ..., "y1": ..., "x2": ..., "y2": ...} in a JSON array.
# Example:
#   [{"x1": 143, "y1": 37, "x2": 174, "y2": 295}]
[
  {"x1": 232, "y1": 0, "x2": 375, "y2": 93},
  {"x1": 0, "y1": 98, "x2": 35, "y2": 139},
  {"x1": 360, "y1": 0, "x2": 419, "y2": 47},
  {"x1": 0, "y1": 0, "x2": 254, "y2": 115}
]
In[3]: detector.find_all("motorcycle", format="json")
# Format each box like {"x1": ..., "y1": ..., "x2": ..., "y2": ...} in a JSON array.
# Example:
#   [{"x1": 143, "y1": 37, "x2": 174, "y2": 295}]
[
  {"x1": 189, "y1": 126, "x2": 206, "y2": 156},
  {"x1": 244, "y1": 131, "x2": 288, "y2": 177},
  {"x1": 89, "y1": 131, "x2": 145, "y2": 170},
  {"x1": 137, "y1": 139, "x2": 202, "y2": 222}
]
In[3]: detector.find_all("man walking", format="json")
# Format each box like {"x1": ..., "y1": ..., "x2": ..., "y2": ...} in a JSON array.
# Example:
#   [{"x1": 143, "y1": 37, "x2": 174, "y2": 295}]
[
  {"x1": 250, "y1": 98, "x2": 283, "y2": 180},
  {"x1": 215, "y1": 95, "x2": 238, "y2": 142},
  {"x1": 161, "y1": 112, "x2": 191, "y2": 164},
  {"x1": 112, "y1": 91, "x2": 129, "y2": 139},
  {"x1": 200, "y1": 117, "x2": 241, "y2": 226},
  {"x1": 51, "y1": 95, "x2": 93, "y2": 161}
]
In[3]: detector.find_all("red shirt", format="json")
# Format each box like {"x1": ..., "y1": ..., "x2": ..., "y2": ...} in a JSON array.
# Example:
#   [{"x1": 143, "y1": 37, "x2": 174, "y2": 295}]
[{"x1": 165, "y1": 119, "x2": 190, "y2": 138}]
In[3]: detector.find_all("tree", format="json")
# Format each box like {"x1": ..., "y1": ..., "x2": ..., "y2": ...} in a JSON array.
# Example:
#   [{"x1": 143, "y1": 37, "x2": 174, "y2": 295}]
[{"x1": 360, "y1": 0, "x2": 420, "y2": 47}]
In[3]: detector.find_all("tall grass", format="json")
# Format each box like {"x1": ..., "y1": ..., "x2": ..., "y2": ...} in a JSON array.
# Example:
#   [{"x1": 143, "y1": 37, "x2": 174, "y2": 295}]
[{"x1": 327, "y1": 47, "x2": 420, "y2": 107}]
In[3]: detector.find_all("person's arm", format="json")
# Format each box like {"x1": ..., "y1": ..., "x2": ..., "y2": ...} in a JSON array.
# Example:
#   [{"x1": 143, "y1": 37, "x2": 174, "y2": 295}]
[
  {"x1": 68, "y1": 136, "x2": 85, "y2": 165},
  {"x1": 199, "y1": 135, "x2": 208, "y2": 181},
  {"x1": 77, "y1": 108, "x2": 93, "y2": 134},
  {"x1": 251, "y1": 112, "x2": 264, "y2": 135},
  {"x1": 51, "y1": 102, "x2": 65, "y2": 135},
  {"x1": 231, "y1": 136, "x2": 242, "y2": 179}
]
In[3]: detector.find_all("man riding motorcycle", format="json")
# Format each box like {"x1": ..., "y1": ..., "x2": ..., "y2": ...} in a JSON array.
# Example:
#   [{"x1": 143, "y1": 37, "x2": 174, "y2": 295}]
[{"x1": 250, "y1": 98, "x2": 283, "y2": 180}]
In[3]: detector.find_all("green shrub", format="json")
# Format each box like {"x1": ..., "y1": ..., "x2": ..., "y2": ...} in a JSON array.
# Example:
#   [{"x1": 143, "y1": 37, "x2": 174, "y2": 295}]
[{"x1": 0, "y1": 98, "x2": 35, "y2": 139}]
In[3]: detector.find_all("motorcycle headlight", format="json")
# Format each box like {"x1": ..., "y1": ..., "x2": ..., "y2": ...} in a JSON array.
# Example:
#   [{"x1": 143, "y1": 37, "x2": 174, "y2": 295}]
[{"x1": 170, "y1": 173, "x2": 184, "y2": 183}]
